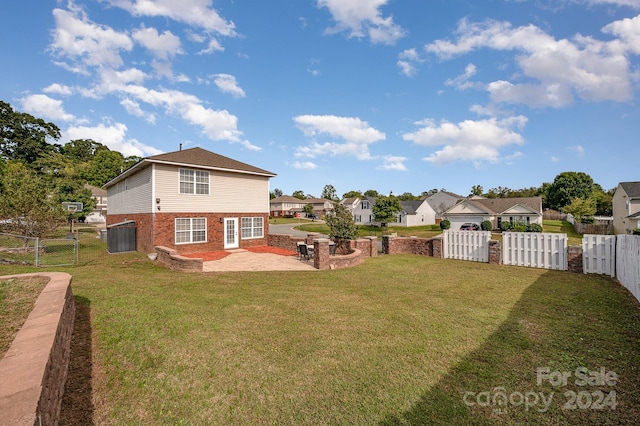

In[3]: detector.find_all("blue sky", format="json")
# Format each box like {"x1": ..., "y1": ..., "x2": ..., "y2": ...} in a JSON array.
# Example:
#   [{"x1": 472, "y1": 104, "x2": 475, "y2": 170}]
[{"x1": 1, "y1": 0, "x2": 639, "y2": 198}]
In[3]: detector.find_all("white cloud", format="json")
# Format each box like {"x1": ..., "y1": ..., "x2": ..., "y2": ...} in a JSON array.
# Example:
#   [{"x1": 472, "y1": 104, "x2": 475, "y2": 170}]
[
  {"x1": 294, "y1": 115, "x2": 385, "y2": 161},
  {"x1": 603, "y1": 14, "x2": 640, "y2": 55},
  {"x1": 445, "y1": 63, "x2": 479, "y2": 90},
  {"x1": 120, "y1": 98, "x2": 156, "y2": 124},
  {"x1": 397, "y1": 48, "x2": 424, "y2": 76},
  {"x1": 317, "y1": 0, "x2": 405, "y2": 45},
  {"x1": 132, "y1": 26, "x2": 183, "y2": 60},
  {"x1": 292, "y1": 161, "x2": 319, "y2": 170},
  {"x1": 589, "y1": 0, "x2": 640, "y2": 8},
  {"x1": 62, "y1": 122, "x2": 162, "y2": 157},
  {"x1": 402, "y1": 116, "x2": 527, "y2": 165},
  {"x1": 426, "y1": 18, "x2": 635, "y2": 107},
  {"x1": 20, "y1": 94, "x2": 78, "y2": 123},
  {"x1": 50, "y1": 7, "x2": 133, "y2": 74},
  {"x1": 568, "y1": 144, "x2": 586, "y2": 157},
  {"x1": 198, "y1": 38, "x2": 224, "y2": 55},
  {"x1": 378, "y1": 155, "x2": 408, "y2": 171},
  {"x1": 212, "y1": 74, "x2": 246, "y2": 98},
  {"x1": 43, "y1": 83, "x2": 74, "y2": 96},
  {"x1": 106, "y1": 0, "x2": 236, "y2": 36}
]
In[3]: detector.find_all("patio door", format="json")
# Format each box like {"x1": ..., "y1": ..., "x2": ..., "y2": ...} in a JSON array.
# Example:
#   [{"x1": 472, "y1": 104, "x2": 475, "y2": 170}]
[{"x1": 224, "y1": 218, "x2": 238, "y2": 249}]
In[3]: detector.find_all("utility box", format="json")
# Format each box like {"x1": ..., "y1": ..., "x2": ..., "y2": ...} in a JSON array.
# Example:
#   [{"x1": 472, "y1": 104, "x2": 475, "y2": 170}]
[{"x1": 107, "y1": 220, "x2": 137, "y2": 253}]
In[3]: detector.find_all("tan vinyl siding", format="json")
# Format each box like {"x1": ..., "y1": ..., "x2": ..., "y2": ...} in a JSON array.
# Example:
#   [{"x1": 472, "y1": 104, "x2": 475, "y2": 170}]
[
  {"x1": 106, "y1": 166, "x2": 153, "y2": 214},
  {"x1": 154, "y1": 164, "x2": 270, "y2": 213}
]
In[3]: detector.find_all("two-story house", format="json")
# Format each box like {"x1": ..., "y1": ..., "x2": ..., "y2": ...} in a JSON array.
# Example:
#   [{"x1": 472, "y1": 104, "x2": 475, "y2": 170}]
[
  {"x1": 270, "y1": 195, "x2": 306, "y2": 217},
  {"x1": 84, "y1": 184, "x2": 107, "y2": 224},
  {"x1": 612, "y1": 181, "x2": 640, "y2": 234},
  {"x1": 104, "y1": 147, "x2": 276, "y2": 254}
]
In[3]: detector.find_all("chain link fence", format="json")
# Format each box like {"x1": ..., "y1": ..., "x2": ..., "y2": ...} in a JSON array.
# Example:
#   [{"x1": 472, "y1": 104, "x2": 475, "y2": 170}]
[{"x1": 0, "y1": 227, "x2": 108, "y2": 267}]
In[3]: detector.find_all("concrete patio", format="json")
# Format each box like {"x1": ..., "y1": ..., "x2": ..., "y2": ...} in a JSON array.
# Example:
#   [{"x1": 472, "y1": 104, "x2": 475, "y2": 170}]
[{"x1": 202, "y1": 249, "x2": 317, "y2": 272}]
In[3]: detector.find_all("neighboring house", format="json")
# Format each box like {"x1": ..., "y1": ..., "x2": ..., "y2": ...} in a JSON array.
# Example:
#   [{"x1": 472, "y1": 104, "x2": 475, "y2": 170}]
[
  {"x1": 443, "y1": 197, "x2": 543, "y2": 230},
  {"x1": 84, "y1": 184, "x2": 107, "y2": 224},
  {"x1": 421, "y1": 191, "x2": 461, "y2": 222},
  {"x1": 270, "y1": 195, "x2": 306, "y2": 217},
  {"x1": 396, "y1": 200, "x2": 432, "y2": 227},
  {"x1": 340, "y1": 197, "x2": 361, "y2": 216},
  {"x1": 352, "y1": 197, "x2": 376, "y2": 225},
  {"x1": 612, "y1": 181, "x2": 640, "y2": 234},
  {"x1": 270, "y1": 196, "x2": 335, "y2": 217},
  {"x1": 104, "y1": 147, "x2": 276, "y2": 254},
  {"x1": 305, "y1": 197, "x2": 335, "y2": 217}
]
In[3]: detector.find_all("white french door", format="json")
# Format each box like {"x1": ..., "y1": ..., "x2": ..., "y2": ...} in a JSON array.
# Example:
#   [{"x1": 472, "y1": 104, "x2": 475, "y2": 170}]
[{"x1": 224, "y1": 218, "x2": 238, "y2": 249}]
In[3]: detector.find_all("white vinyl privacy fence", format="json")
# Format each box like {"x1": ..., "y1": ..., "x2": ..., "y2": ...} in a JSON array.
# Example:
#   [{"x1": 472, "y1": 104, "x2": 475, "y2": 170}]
[
  {"x1": 502, "y1": 232, "x2": 567, "y2": 270},
  {"x1": 582, "y1": 234, "x2": 616, "y2": 277},
  {"x1": 616, "y1": 235, "x2": 640, "y2": 302},
  {"x1": 443, "y1": 230, "x2": 491, "y2": 262}
]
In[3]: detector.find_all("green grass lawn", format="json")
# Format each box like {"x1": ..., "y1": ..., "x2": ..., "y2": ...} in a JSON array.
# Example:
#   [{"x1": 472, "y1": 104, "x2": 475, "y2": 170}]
[
  {"x1": 0, "y1": 237, "x2": 638, "y2": 425},
  {"x1": 296, "y1": 223, "x2": 443, "y2": 239}
]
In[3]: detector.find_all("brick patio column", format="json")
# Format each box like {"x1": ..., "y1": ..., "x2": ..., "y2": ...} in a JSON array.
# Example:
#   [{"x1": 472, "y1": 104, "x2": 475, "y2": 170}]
[
  {"x1": 314, "y1": 238, "x2": 330, "y2": 270},
  {"x1": 432, "y1": 237, "x2": 443, "y2": 259},
  {"x1": 488, "y1": 240, "x2": 502, "y2": 265},
  {"x1": 366, "y1": 237, "x2": 378, "y2": 257}
]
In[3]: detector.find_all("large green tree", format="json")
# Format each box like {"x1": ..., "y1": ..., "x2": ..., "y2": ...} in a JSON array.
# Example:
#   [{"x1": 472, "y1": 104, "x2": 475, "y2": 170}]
[
  {"x1": 547, "y1": 171, "x2": 595, "y2": 211},
  {"x1": 0, "y1": 101, "x2": 60, "y2": 164},
  {"x1": 320, "y1": 184, "x2": 339, "y2": 201},
  {"x1": 342, "y1": 190, "x2": 363, "y2": 199},
  {"x1": 372, "y1": 196, "x2": 403, "y2": 226},
  {"x1": 0, "y1": 162, "x2": 65, "y2": 237},
  {"x1": 292, "y1": 190, "x2": 306, "y2": 200}
]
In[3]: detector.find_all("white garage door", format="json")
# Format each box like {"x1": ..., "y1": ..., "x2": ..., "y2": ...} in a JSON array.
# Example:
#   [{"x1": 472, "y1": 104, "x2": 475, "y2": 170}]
[{"x1": 448, "y1": 216, "x2": 485, "y2": 230}]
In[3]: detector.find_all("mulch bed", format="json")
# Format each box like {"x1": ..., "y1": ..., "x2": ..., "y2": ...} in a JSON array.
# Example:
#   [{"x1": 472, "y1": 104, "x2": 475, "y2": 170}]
[{"x1": 182, "y1": 246, "x2": 297, "y2": 261}]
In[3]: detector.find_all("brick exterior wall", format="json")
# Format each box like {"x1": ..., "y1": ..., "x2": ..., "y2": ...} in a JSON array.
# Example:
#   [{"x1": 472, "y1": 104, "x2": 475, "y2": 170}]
[
  {"x1": 108, "y1": 212, "x2": 269, "y2": 254},
  {"x1": 0, "y1": 273, "x2": 74, "y2": 426}
]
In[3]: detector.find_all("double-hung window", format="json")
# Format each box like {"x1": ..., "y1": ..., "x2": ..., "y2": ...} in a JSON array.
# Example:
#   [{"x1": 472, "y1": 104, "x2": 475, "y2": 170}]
[
  {"x1": 241, "y1": 217, "x2": 264, "y2": 239},
  {"x1": 179, "y1": 169, "x2": 209, "y2": 195},
  {"x1": 175, "y1": 218, "x2": 207, "y2": 244}
]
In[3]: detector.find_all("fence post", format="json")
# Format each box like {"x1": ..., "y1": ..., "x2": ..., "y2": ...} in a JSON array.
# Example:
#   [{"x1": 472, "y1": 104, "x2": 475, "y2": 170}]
[{"x1": 35, "y1": 237, "x2": 39, "y2": 267}]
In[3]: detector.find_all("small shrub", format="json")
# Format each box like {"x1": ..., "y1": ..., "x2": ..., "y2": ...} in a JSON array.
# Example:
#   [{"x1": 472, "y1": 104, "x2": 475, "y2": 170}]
[
  {"x1": 511, "y1": 222, "x2": 527, "y2": 232},
  {"x1": 633, "y1": 229, "x2": 640, "y2": 235},
  {"x1": 580, "y1": 216, "x2": 595, "y2": 224},
  {"x1": 500, "y1": 221, "x2": 512, "y2": 231},
  {"x1": 440, "y1": 219, "x2": 450, "y2": 230},
  {"x1": 481, "y1": 220, "x2": 492, "y2": 231},
  {"x1": 527, "y1": 223, "x2": 543, "y2": 233}
]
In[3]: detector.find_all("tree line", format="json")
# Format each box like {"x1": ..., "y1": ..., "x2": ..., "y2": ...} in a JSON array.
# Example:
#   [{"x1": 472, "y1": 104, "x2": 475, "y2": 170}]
[
  {"x1": 0, "y1": 101, "x2": 140, "y2": 237},
  {"x1": 272, "y1": 172, "x2": 614, "y2": 218}
]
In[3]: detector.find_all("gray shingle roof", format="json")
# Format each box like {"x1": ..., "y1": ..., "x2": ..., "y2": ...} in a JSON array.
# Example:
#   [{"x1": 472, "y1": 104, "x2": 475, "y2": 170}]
[
  {"x1": 104, "y1": 147, "x2": 275, "y2": 187},
  {"x1": 620, "y1": 182, "x2": 640, "y2": 198},
  {"x1": 466, "y1": 197, "x2": 542, "y2": 214},
  {"x1": 147, "y1": 147, "x2": 276, "y2": 176}
]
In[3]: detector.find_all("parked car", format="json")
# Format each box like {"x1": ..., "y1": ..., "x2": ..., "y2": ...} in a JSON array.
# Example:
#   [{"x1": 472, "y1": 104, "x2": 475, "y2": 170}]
[{"x1": 460, "y1": 222, "x2": 480, "y2": 230}]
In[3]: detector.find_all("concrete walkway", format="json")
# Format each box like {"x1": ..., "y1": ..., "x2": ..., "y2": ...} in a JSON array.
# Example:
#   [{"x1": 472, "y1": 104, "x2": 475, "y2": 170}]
[{"x1": 202, "y1": 249, "x2": 317, "y2": 272}]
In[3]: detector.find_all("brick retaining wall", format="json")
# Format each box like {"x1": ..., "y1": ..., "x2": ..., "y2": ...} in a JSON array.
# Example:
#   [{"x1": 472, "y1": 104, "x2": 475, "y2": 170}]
[
  {"x1": 155, "y1": 246, "x2": 203, "y2": 272},
  {"x1": 0, "y1": 272, "x2": 75, "y2": 426}
]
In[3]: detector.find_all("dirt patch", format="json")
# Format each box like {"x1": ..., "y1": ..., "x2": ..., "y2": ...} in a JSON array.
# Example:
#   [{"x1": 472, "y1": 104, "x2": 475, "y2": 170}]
[{"x1": 59, "y1": 296, "x2": 94, "y2": 425}]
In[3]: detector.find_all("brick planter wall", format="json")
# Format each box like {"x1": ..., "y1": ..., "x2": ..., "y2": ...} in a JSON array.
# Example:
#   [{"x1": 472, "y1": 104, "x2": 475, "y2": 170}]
[
  {"x1": 155, "y1": 246, "x2": 203, "y2": 272},
  {"x1": 382, "y1": 236, "x2": 443, "y2": 258},
  {"x1": 0, "y1": 272, "x2": 75, "y2": 426}
]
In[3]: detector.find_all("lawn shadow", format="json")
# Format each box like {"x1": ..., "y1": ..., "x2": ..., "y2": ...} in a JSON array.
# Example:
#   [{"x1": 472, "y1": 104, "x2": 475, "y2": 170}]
[
  {"x1": 59, "y1": 295, "x2": 94, "y2": 426},
  {"x1": 379, "y1": 270, "x2": 640, "y2": 425}
]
